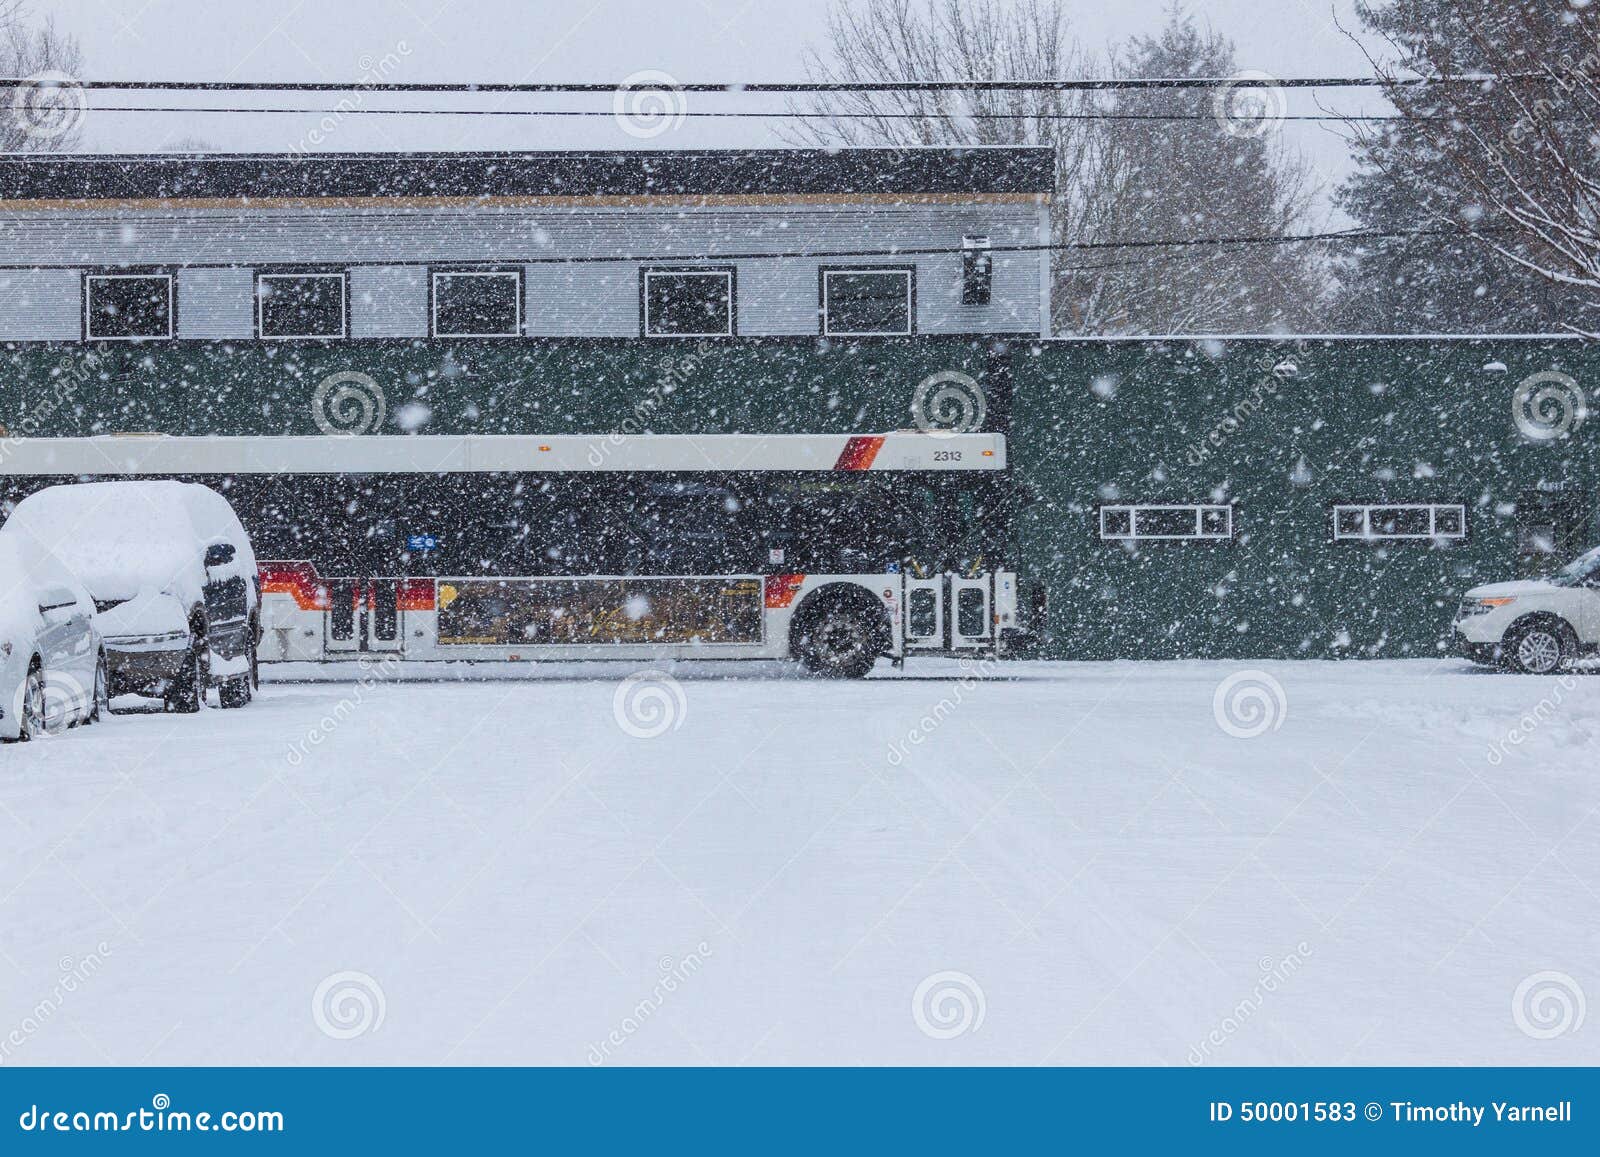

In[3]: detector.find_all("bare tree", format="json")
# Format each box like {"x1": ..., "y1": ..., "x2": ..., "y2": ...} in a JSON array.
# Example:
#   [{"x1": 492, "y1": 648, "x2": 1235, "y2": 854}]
[
  {"x1": 0, "y1": 1, "x2": 85, "y2": 152},
  {"x1": 790, "y1": 0, "x2": 1328, "y2": 335},
  {"x1": 1353, "y1": 0, "x2": 1600, "y2": 326}
]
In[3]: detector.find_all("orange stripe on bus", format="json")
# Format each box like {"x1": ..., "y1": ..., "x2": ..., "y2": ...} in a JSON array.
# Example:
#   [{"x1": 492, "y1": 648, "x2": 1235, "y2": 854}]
[{"x1": 833, "y1": 436, "x2": 885, "y2": 471}]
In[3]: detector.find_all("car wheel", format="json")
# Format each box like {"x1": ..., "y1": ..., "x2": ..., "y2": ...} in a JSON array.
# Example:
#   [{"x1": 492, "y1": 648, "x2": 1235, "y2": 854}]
[
  {"x1": 88, "y1": 651, "x2": 109, "y2": 724},
  {"x1": 18, "y1": 660, "x2": 45, "y2": 740},
  {"x1": 1505, "y1": 621, "x2": 1572, "y2": 675},
  {"x1": 220, "y1": 645, "x2": 253, "y2": 710},
  {"x1": 792, "y1": 595, "x2": 887, "y2": 680},
  {"x1": 249, "y1": 626, "x2": 260, "y2": 691},
  {"x1": 164, "y1": 646, "x2": 205, "y2": 713}
]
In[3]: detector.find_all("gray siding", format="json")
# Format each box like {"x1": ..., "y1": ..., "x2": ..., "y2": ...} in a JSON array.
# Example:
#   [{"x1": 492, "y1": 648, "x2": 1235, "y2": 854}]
[
  {"x1": 351, "y1": 266, "x2": 427, "y2": 338},
  {"x1": 0, "y1": 202, "x2": 1046, "y2": 339},
  {"x1": 177, "y1": 267, "x2": 253, "y2": 338},
  {"x1": 0, "y1": 268, "x2": 78, "y2": 341}
]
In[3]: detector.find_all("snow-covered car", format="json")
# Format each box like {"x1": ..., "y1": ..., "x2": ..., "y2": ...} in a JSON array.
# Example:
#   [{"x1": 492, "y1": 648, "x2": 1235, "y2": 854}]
[
  {"x1": 0, "y1": 535, "x2": 107, "y2": 740},
  {"x1": 1, "y1": 481, "x2": 261, "y2": 711},
  {"x1": 1452, "y1": 545, "x2": 1600, "y2": 674}
]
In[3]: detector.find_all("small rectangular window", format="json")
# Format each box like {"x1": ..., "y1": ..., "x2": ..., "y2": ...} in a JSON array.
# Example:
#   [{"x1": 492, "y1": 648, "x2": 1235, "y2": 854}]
[
  {"x1": 85, "y1": 274, "x2": 172, "y2": 340},
  {"x1": 258, "y1": 272, "x2": 346, "y2": 339},
  {"x1": 1100, "y1": 504, "x2": 1233, "y2": 542},
  {"x1": 433, "y1": 270, "x2": 522, "y2": 338},
  {"x1": 643, "y1": 268, "x2": 734, "y2": 337},
  {"x1": 1331, "y1": 503, "x2": 1467, "y2": 541},
  {"x1": 821, "y1": 268, "x2": 914, "y2": 336}
]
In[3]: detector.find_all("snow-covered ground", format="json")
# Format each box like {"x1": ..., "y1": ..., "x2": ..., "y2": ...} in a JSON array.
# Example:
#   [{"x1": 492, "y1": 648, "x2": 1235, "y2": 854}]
[{"x1": 1, "y1": 659, "x2": 1596, "y2": 1066}]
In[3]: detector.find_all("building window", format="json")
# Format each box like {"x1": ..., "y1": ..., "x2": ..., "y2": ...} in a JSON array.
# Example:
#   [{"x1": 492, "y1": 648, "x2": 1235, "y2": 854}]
[
  {"x1": 961, "y1": 236, "x2": 992, "y2": 306},
  {"x1": 1332, "y1": 503, "x2": 1467, "y2": 541},
  {"x1": 84, "y1": 273, "x2": 172, "y2": 341},
  {"x1": 257, "y1": 272, "x2": 347, "y2": 339},
  {"x1": 820, "y1": 268, "x2": 914, "y2": 336},
  {"x1": 432, "y1": 269, "x2": 522, "y2": 338},
  {"x1": 1100, "y1": 504, "x2": 1234, "y2": 542},
  {"x1": 642, "y1": 268, "x2": 734, "y2": 337}
]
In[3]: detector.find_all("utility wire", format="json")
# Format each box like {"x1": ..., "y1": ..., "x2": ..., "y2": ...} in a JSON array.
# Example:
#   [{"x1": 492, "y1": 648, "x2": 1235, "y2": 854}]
[
  {"x1": 79, "y1": 104, "x2": 1414, "y2": 122},
  {"x1": 0, "y1": 74, "x2": 1559, "y2": 94}
]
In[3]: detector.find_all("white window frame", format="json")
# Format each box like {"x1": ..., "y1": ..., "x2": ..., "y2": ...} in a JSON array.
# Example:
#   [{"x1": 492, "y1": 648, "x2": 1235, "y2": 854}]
[
  {"x1": 1332, "y1": 503, "x2": 1467, "y2": 541},
  {"x1": 642, "y1": 269, "x2": 734, "y2": 339},
  {"x1": 821, "y1": 267, "x2": 915, "y2": 337},
  {"x1": 256, "y1": 272, "x2": 348, "y2": 341},
  {"x1": 431, "y1": 269, "x2": 523, "y2": 339},
  {"x1": 84, "y1": 273, "x2": 173, "y2": 342},
  {"x1": 1099, "y1": 504, "x2": 1234, "y2": 542}
]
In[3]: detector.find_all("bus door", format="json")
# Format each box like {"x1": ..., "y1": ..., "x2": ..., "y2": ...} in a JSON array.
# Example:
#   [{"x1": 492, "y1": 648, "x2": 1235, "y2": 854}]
[
  {"x1": 904, "y1": 574, "x2": 946, "y2": 651},
  {"x1": 950, "y1": 573, "x2": 994, "y2": 651},
  {"x1": 902, "y1": 572, "x2": 994, "y2": 652},
  {"x1": 325, "y1": 579, "x2": 404, "y2": 655}
]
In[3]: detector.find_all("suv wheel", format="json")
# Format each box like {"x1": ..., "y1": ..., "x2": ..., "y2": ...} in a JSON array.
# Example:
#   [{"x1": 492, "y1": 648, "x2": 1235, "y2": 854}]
[
  {"x1": 18, "y1": 660, "x2": 45, "y2": 740},
  {"x1": 164, "y1": 645, "x2": 206, "y2": 713},
  {"x1": 1505, "y1": 621, "x2": 1571, "y2": 675}
]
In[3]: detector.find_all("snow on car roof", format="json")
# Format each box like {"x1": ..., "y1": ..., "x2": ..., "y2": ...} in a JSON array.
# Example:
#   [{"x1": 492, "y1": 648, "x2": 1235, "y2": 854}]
[{"x1": 2, "y1": 481, "x2": 256, "y2": 606}]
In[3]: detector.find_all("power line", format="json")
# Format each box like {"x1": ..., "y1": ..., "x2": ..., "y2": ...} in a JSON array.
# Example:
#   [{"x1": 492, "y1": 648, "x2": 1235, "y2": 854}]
[
  {"x1": 84, "y1": 104, "x2": 1411, "y2": 123},
  {"x1": 510, "y1": 226, "x2": 1492, "y2": 265},
  {"x1": 0, "y1": 74, "x2": 1556, "y2": 94}
]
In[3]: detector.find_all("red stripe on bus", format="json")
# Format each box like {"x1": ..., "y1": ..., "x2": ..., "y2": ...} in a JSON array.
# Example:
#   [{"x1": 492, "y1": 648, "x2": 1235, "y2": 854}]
[
  {"x1": 398, "y1": 578, "x2": 436, "y2": 611},
  {"x1": 833, "y1": 435, "x2": 885, "y2": 471},
  {"x1": 764, "y1": 574, "x2": 807, "y2": 609},
  {"x1": 258, "y1": 560, "x2": 328, "y2": 611}
]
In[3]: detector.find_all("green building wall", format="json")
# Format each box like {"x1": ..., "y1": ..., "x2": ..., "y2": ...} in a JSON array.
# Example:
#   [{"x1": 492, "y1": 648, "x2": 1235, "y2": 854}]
[{"x1": 4, "y1": 334, "x2": 1596, "y2": 661}]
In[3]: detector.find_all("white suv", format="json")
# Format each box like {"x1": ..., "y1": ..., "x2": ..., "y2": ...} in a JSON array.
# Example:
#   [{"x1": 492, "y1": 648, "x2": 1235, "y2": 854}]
[{"x1": 1452, "y1": 546, "x2": 1600, "y2": 673}]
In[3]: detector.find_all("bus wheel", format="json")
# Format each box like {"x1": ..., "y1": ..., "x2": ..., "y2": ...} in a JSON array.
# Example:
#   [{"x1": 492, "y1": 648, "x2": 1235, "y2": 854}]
[{"x1": 792, "y1": 588, "x2": 889, "y2": 680}]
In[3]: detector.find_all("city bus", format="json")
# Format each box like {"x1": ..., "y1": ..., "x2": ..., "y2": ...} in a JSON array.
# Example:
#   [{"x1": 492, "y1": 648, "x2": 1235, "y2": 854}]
[{"x1": 0, "y1": 430, "x2": 1035, "y2": 678}]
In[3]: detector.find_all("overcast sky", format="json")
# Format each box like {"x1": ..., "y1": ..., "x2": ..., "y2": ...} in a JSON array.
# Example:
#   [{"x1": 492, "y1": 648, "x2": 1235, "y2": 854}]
[{"x1": 44, "y1": 0, "x2": 1385, "y2": 215}]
